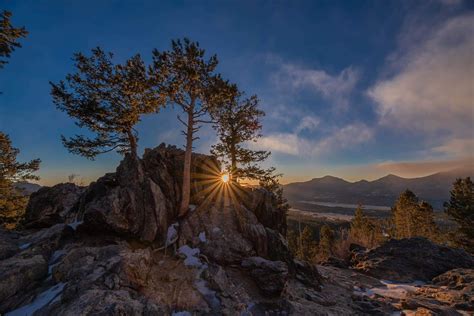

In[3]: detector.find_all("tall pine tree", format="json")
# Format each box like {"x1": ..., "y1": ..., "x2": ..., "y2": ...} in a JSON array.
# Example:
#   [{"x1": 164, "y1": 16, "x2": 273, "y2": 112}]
[
  {"x1": 51, "y1": 48, "x2": 162, "y2": 159},
  {"x1": 0, "y1": 132, "x2": 40, "y2": 227},
  {"x1": 151, "y1": 39, "x2": 226, "y2": 216},
  {"x1": 444, "y1": 177, "x2": 474, "y2": 252},
  {"x1": 210, "y1": 82, "x2": 270, "y2": 181}
]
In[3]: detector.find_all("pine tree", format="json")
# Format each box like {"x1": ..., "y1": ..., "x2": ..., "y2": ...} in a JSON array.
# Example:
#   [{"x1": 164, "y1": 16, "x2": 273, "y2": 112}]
[
  {"x1": 318, "y1": 224, "x2": 335, "y2": 260},
  {"x1": 150, "y1": 39, "x2": 226, "y2": 217},
  {"x1": 444, "y1": 177, "x2": 474, "y2": 252},
  {"x1": 0, "y1": 132, "x2": 40, "y2": 227},
  {"x1": 296, "y1": 226, "x2": 318, "y2": 262},
  {"x1": 51, "y1": 48, "x2": 161, "y2": 159},
  {"x1": 0, "y1": 10, "x2": 28, "y2": 69},
  {"x1": 350, "y1": 205, "x2": 374, "y2": 247},
  {"x1": 392, "y1": 189, "x2": 438, "y2": 240},
  {"x1": 210, "y1": 82, "x2": 270, "y2": 181}
]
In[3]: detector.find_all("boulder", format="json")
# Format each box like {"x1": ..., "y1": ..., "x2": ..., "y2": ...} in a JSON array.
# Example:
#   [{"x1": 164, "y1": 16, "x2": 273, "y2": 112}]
[
  {"x1": 78, "y1": 144, "x2": 221, "y2": 243},
  {"x1": 241, "y1": 256, "x2": 289, "y2": 296},
  {"x1": 23, "y1": 183, "x2": 85, "y2": 228},
  {"x1": 351, "y1": 237, "x2": 474, "y2": 282},
  {"x1": 0, "y1": 255, "x2": 48, "y2": 310}
]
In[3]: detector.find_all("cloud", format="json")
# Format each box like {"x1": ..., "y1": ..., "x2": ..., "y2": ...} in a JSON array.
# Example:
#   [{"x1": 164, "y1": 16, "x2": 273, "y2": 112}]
[
  {"x1": 310, "y1": 123, "x2": 374, "y2": 156},
  {"x1": 272, "y1": 62, "x2": 359, "y2": 110},
  {"x1": 295, "y1": 116, "x2": 320, "y2": 133},
  {"x1": 254, "y1": 122, "x2": 373, "y2": 157},
  {"x1": 431, "y1": 138, "x2": 474, "y2": 158},
  {"x1": 368, "y1": 14, "x2": 474, "y2": 136}
]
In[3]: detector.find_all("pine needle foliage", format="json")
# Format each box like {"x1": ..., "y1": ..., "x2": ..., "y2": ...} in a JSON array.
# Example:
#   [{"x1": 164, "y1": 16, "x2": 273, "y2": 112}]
[
  {"x1": 0, "y1": 132, "x2": 40, "y2": 227},
  {"x1": 0, "y1": 10, "x2": 27, "y2": 69},
  {"x1": 50, "y1": 48, "x2": 162, "y2": 159}
]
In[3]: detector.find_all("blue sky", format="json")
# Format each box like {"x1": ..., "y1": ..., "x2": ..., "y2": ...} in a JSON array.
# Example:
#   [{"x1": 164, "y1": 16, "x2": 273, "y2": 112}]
[{"x1": 1, "y1": 0, "x2": 473, "y2": 185}]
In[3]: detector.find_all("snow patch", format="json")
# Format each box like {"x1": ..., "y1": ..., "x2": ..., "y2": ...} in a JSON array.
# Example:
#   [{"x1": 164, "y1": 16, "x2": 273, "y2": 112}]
[
  {"x1": 67, "y1": 220, "x2": 83, "y2": 231},
  {"x1": 195, "y1": 279, "x2": 220, "y2": 310},
  {"x1": 47, "y1": 250, "x2": 66, "y2": 276},
  {"x1": 212, "y1": 227, "x2": 221, "y2": 233},
  {"x1": 172, "y1": 312, "x2": 192, "y2": 316},
  {"x1": 6, "y1": 283, "x2": 65, "y2": 316},
  {"x1": 166, "y1": 223, "x2": 179, "y2": 245},
  {"x1": 354, "y1": 280, "x2": 425, "y2": 300},
  {"x1": 19, "y1": 243, "x2": 31, "y2": 250},
  {"x1": 178, "y1": 245, "x2": 205, "y2": 268},
  {"x1": 189, "y1": 204, "x2": 196, "y2": 212},
  {"x1": 198, "y1": 231, "x2": 207, "y2": 243}
]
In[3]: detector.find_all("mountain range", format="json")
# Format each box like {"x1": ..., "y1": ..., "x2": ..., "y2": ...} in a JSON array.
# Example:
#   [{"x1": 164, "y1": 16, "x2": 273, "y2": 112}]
[{"x1": 283, "y1": 168, "x2": 473, "y2": 210}]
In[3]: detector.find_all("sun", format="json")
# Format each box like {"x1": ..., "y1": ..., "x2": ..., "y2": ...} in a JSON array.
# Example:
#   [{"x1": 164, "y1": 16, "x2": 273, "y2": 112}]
[{"x1": 221, "y1": 173, "x2": 230, "y2": 183}]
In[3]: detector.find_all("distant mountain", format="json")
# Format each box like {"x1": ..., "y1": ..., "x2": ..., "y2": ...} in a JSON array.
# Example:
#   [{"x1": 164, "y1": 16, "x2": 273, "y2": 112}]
[
  {"x1": 14, "y1": 182, "x2": 42, "y2": 195},
  {"x1": 283, "y1": 168, "x2": 473, "y2": 210}
]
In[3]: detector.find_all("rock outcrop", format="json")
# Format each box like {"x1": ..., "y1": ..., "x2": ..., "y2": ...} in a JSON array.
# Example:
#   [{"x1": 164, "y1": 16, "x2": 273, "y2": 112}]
[
  {"x1": 0, "y1": 144, "x2": 326, "y2": 315},
  {"x1": 23, "y1": 183, "x2": 85, "y2": 228},
  {"x1": 351, "y1": 237, "x2": 474, "y2": 282}
]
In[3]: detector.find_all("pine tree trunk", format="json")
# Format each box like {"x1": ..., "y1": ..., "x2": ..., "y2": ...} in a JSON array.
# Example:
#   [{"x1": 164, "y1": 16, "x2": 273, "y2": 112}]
[
  {"x1": 179, "y1": 107, "x2": 194, "y2": 217},
  {"x1": 127, "y1": 130, "x2": 138, "y2": 157},
  {"x1": 230, "y1": 144, "x2": 237, "y2": 181}
]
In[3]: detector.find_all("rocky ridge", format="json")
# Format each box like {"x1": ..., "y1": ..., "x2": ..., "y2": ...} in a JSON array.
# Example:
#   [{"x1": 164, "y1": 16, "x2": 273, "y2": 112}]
[{"x1": 0, "y1": 144, "x2": 473, "y2": 315}]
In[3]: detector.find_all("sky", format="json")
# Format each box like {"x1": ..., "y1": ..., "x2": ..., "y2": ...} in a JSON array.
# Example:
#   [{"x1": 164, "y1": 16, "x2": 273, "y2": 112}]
[{"x1": 1, "y1": 0, "x2": 473, "y2": 185}]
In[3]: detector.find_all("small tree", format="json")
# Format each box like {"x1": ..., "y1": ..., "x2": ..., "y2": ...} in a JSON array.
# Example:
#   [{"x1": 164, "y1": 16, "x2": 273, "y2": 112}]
[
  {"x1": 444, "y1": 177, "x2": 474, "y2": 252},
  {"x1": 151, "y1": 39, "x2": 225, "y2": 216},
  {"x1": 0, "y1": 132, "x2": 40, "y2": 226},
  {"x1": 51, "y1": 48, "x2": 162, "y2": 159},
  {"x1": 318, "y1": 224, "x2": 335, "y2": 260},
  {"x1": 0, "y1": 10, "x2": 28, "y2": 69},
  {"x1": 210, "y1": 82, "x2": 270, "y2": 181},
  {"x1": 295, "y1": 225, "x2": 318, "y2": 262}
]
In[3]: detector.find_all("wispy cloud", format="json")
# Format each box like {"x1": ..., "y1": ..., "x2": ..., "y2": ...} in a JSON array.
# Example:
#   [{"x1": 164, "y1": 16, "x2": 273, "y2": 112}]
[
  {"x1": 271, "y1": 61, "x2": 359, "y2": 110},
  {"x1": 253, "y1": 122, "x2": 373, "y2": 157},
  {"x1": 368, "y1": 14, "x2": 474, "y2": 135}
]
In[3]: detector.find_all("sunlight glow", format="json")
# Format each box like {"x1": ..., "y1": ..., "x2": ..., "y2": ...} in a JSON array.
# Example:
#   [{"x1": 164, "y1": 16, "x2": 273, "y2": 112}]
[{"x1": 221, "y1": 173, "x2": 230, "y2": 183}]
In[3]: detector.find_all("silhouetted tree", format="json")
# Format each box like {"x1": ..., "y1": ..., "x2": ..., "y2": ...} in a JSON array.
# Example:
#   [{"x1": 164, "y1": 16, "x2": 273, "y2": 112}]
[
  {"x1": 0, "y1": 10, "x2": 27, "y2": 69},
  {"x1": 51, "y1": 48, "x2": 162, "y2": 159},
  {"x1": 0, "y1": 132, "x2": 40, "y2": 227},
  {"x1": 444, "y1": 177, "x2": 474, "y2": 252},
  {"x1": 151, "y1": 39, "x2": 225, "y2": 216},
  {"x1": 210, "y1": 82, "x2": 270, "y2": 181}
]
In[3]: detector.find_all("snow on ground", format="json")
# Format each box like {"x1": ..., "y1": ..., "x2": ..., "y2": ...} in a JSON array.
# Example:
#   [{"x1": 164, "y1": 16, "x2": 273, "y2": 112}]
[
  {"x1": 195, "y1": 279, "x2": 220, "y2": 310},
  {"x1": 178, "y1": 245, "x2": 205, "y2": 268},
  {"x1": 6, "y1": 283, "x2": 65, "y2": 316},
  {"x1": 47, "y1": 250, "x2": 67, "y2": 276},
  {"x1": 19, "y1": 243, "x2": 31, "y2": 250},
  {"x1": 67, "y1": 220, "x2": 83, "y2": 230},
  {"x1": 172, "y1": 311, "x2": 192, "y2": 316},
  {"x1": 166, "y1": 223, "x2": 179, "y2": 245},
  {"x1": 354, "y1": 280, "x2": 425, "y2": 300},
  {"x1": 198, "y1": 231, "x2": 207, "y2": 243}
]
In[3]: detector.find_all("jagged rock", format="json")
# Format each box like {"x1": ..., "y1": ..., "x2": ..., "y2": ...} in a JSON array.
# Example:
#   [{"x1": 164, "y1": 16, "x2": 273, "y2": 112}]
[
  {"x1": 293, "y1": 259, "x2": 322, "y2": 288},
  {"x1": 77, "y1": 144, "x2": 220, "y2": 244},
  {"x1": 0, "y1": 255, "x2": 48, "y2": 311},
  {"x1": 241, "y1": 256, "x2": 289, "y2": 296},
  {"x1": 23, "y1": 183, "x2": 85, "y2": 228},
  {"x1": 1, "y1": 144, "x2": 328, "y2": 315},
  {"x1": 245, "y1": 188, "x2": 287, "y2": 235},
  {"x1": 351, "y1": 237, "x2": 474, "y2": 282},
  {"x1": 0, "y1": 228, "x2": 21, "y2": 260},
  {"x1": 78, "y1": 154, "x2": 170, "y2": 242}
]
